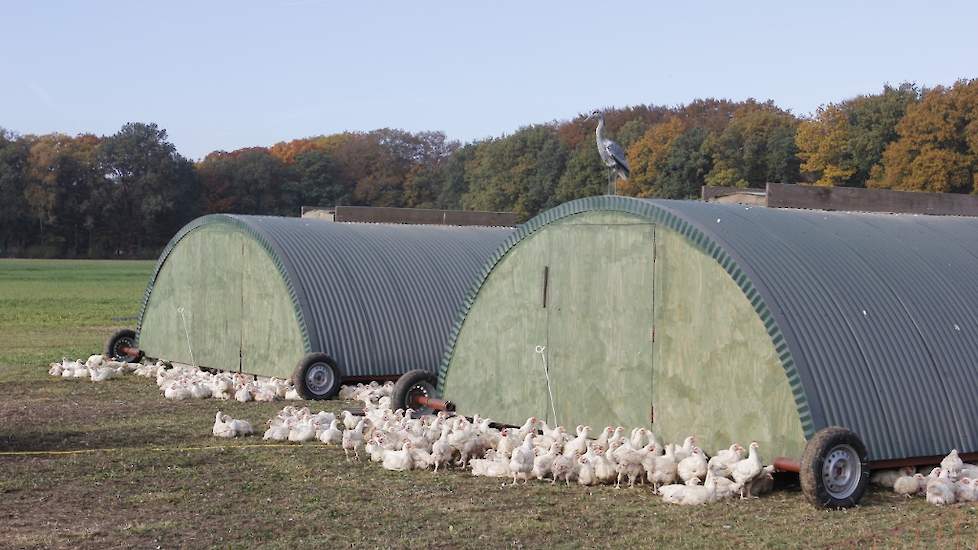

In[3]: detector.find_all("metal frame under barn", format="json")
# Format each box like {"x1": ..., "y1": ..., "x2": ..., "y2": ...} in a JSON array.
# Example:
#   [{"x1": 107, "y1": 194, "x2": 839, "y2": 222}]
[
  {"x1": 135, "y1": 213, "x2": 512, "y2": 397},
  {"x1": 437, "y1": 196, "x2": 978, "y2": 498}
]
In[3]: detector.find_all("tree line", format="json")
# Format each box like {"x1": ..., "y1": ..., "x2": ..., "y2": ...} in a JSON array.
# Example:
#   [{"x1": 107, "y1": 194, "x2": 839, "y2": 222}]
[{"x1": 1, "y1": 79, "x2": 976, "y2": 258}]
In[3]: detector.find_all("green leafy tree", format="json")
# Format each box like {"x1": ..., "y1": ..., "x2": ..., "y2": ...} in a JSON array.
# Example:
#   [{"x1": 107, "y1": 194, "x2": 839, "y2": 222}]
[
  {"x1": 554, "y1": 144, "x2": 606, "y2": 203},
  {"x1": 656, "y1": 127, "x2": 713, "y2": 199},
  {"x1": 706, "y1": 102, "x2": 800, "y2": 187},
  {"x1": 462, "y1": 125, "x2": 568, "y2": 219},
  {"x1": 98, "y1": 123, "x2": 200, "y2": 253},
  {"x1": 290, "y1": 148, "x2": 352, "y2": 208},
  {"x1": 0, "y1": 129, "x2": 33, "y2": 254}
]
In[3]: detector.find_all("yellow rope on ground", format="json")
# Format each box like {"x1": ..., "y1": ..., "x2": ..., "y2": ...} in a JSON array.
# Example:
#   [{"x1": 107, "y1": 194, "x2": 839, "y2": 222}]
[{"x1": 0, "y1": 443, "x2": 324, "y2": 457}]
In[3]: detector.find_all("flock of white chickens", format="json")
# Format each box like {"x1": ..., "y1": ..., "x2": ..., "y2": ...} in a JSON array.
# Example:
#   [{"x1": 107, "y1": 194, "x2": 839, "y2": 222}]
[
  {"x1": 50, "y1": 354, "x2": 973, "y2": 507},
  {"x1": 872, "y1": 449, "x2": 978, "y2": 505},
  {"x1": 48, "y1": 355, "x2": 145, "y2": 382},
  {"x1": 215, "y1": 382, "x2": 775, "y2": 506},
  {"x1": 49, "y1": 355, "x2": 305, "y2": 402}
]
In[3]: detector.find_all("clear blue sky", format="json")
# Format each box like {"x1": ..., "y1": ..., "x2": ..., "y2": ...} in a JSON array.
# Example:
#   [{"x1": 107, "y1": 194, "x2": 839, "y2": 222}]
[{"x1": 3, "y1": 0, "x2": 976, "y2": 159}]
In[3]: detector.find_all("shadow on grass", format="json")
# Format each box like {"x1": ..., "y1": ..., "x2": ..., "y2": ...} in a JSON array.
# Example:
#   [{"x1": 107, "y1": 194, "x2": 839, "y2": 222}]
[{"x1": 0, "y1": 427, "x2": 171, "y2": 453}]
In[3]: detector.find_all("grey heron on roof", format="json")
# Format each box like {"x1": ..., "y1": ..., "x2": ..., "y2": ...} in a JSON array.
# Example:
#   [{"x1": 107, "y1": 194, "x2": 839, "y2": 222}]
[{"x1": 587, "y1": 109, "x2": 630, "y2": 195}]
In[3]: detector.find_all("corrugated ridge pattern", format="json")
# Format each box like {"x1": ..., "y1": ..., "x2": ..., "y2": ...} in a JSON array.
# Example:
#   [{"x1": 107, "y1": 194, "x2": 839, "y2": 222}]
[
  {"x1": 137, "y1": 214, "x2": 512, "y2": 378},
  {"x1": 438, "y1": 196, "x2": 978, "y2": 460}
]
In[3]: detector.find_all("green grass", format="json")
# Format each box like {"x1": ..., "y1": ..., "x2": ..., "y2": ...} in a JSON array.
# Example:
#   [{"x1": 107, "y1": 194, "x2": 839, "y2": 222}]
[{"x1": 1, "y1": 258, "x2": 977, "y2": 549}]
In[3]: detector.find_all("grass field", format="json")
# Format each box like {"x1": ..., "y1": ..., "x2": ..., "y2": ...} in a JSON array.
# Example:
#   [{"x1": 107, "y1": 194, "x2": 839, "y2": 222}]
[{"x1": 1, "y1": 259, "x2": 976, "y2": 549}]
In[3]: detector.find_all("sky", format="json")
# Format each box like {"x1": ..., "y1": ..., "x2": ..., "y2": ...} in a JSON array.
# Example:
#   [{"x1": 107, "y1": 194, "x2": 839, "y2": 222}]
[{"x1": 2, "y1": 0, "x2": 977, "y2": 159}]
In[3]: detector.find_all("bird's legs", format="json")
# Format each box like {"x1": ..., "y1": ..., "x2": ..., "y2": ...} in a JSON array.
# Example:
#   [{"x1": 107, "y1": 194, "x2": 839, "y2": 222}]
[{"x1": 607, "y1": 168, "x2": 615, "y2": 195}]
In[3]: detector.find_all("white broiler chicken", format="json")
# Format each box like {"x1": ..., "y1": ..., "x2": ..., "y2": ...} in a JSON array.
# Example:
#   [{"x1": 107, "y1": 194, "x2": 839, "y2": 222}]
[
  {"x1": 592, "y1": 448, "x2": 617, "y2": 485},
  {"x1": 893, "y1": 473, "x2": 920, "y2": 497},
  {"x1": 956, "y1": 477, "x2": 977, "y2": 502},
  {"x1": 678, "y1": 446, "x2": 708, "y2": 483},
  {"x1": 577, "y1": 448, "x2": 599, "y2": 486},
  {"x1": 342, "y1": 418, "x2": 365, "y2": 460},
  {"x1": 288, "y1": 418, "x2": 317, "y2": 443},
  {"x1": 871, "y1": 466, "x2": 914, "y2": 488},
  {"x1": 234, "y1": 386, "x2": 253, "y2": 402},
  {"x1": 730, "y1": 442, "x2": 764, "y2": 499},
  {"x1": 229, "y1": 416, "x2": 253, "y2": 436},
  {"x1": 366, "y1": 434, "x2": 388, "y2": 462},
  {"x1": 430, "y1": 426, "x2": 454, "y2": 473},
  {"x1": 711, "y1": 473, "x2": 740, "y2": 500},
  {"x1": 164, "y1": 384, "x2": 191, "y2": 400},
  {"x1": 662, "y1": 468, "x2": 718, "y2": 506},
  {"x1": 594, "y1": 426, "x2": 613, "y2": 451},
  {"x1": 382, "y1": 442, "x2": 415, "y2": 472},
  {"x1": 514, "y1": 417, "x2": 540, "y2": 440},
  {"x1": 408, "y1": 445, "x2": 433, "y2": 470},
  {"x1": 533, "y1": 441, "x2": 560, "y2": 481},
  {"x1": 318, "y1": 419, "x2": 342, "y2": 445},
  {"x1": 551, "y1": 452, "x2": 578, "y2": 485},
  {"x1": 263, "y1": 420, "x2": 290, "y2": 441},
  {"x1": 707, "y1": 443, "x2": 744, "y2": 478},
  {"x1": 926, "y1": 470, "x2": 956, "y2": 505},
  {"x1": 647, "y1": 444, "x2": 678, "y2": 494},
  {"x1": 213, "y1": 411, "x2": 252, "y2": 438},
  {"x1": 941, "y1": 449, "x2": 964, "y2": 481},
  {"x1": 616, "y1": 444, "x2": 654, "y2": 488},
  {"x1": 629, "y1": 427, "x2": 649, "y2": 449},
  {"x1": 471, "y1": 450, "x2": 511, "y2": 478},
  {"x1": 213, "y1": 411, "x2": 236, "y2": 438},
  {"x1": 577, "y1": 457, "x2": 596, "y2": 486},
  {"x1": 342, "y1": 411, "x2": 359, "y2": 431},
  {"x1": 285, "y1": 387, "x2": 302, "y2": 400},
  {"x1": 563, "y1": 426, "x2": 592, "y2": 458},
  {"x1": 496, "y1": 428, "x2": 515, "y2": 458},
  {"x1": 508, "y1": 433, "x2": 535, "y2": 485},
  {"x1": 673, "y1": 436, "x2": 696, "y2": 462}
]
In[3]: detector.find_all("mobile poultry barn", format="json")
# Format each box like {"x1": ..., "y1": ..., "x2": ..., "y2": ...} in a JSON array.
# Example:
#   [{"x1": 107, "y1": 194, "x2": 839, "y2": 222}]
[
  {"x1": 430, "y1": 195, "x2": 978, "y2": 507},
  {"x1": 114, "y1": 214, "x2": 512, "y2": 399}
]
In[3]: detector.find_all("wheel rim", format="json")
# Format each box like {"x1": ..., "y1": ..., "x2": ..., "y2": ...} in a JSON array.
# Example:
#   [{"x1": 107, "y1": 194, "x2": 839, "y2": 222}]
[
  {"x1": 304, "y1": 363, "x2": 335, "y2": 395},
  {"x1": 405, "y1": 381, "x2": 435, "y2": 414},
  {"x1": 113, "y1": 337, "x2": 135, "y2": 360},
  {"x1": 822, "y1": 444, "x2": 861, "y2": 499}
]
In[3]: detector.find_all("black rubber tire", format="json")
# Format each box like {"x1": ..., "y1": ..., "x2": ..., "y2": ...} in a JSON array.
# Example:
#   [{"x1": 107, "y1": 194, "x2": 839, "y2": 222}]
[
  {"x1": 391, "y1": 369, "x2": 437, "y2": 412},
  {"x1": 800, "y1": 426, "x2": 870, "y2": 509},
  {"x1": 105, "y1": 329, "x2": 143, "y2": 362},
  {"x1": 292, "y1": 353, "x2": 341, "y2": 400}
]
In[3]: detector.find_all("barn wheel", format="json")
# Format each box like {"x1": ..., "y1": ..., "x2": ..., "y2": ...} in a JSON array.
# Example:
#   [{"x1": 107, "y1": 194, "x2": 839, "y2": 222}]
[
  {"x1": 800, "y1": 426, "x2": 869, "y2": 509},
  {"x1": 105, "y1": 329, "x2": 143, "y2": 362},
  {"x1": 392, "y1": 370, "x2": 438, "y2": 415},
  {"x1": 292, "y1": 353, "x2": 341, "y2": 400}
]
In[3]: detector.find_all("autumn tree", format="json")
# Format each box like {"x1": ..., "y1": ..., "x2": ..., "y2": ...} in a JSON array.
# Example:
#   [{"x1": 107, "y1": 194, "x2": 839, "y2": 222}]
[
  {"x1": 623, "y1": 117, "x2": 686, "y2": 196},
  {"x1": 796, "y1": 83, "x2": 919, "y2": 186},
  {"x1": 796, "y1": 105, "x2": 856, "y2": 186},
  {"x1": 24, "y1": 133, "x2": 107, "y2": 255},
  {"x1": 870, "y1": 79, "x2": 977, "y2": 193}
]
